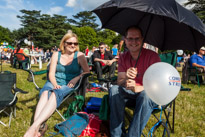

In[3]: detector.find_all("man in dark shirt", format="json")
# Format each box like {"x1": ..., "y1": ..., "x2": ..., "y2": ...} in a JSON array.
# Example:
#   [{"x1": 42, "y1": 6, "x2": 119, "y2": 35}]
[{"x1": 93, "y1": 42, "x2": 117, "y2": 83}]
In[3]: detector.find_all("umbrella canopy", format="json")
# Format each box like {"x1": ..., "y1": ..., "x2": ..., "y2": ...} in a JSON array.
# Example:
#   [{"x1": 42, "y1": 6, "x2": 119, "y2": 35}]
[{"x1": 92, "y1": 0, "x2": 205, "y2": 52}]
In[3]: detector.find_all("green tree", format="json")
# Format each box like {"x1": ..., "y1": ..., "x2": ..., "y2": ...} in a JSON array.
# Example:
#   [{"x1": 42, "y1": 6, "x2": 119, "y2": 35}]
[
  {"x1": 16, "y1": 10, "x2": 72, "y2": 49},
  {"x1": 17, "y1": 10, "x2": 41, "y2": 41},
  {"x1": 184, "y1": 0, "x2": 205, "y2": 23},
  {"x1": 0, "y1": 26, "x2": 12, "y2": 44},
  {"x1": 111, "y1": 34, "x2": 122, "y2": 45},
  {"x1": 97, "y1": 29, "x2": 117, "y2": 46},
  {"x1": 35, "y1": 14, "x2": 71, "y2": 49},
  {"x1": 68, "y1": 11, "x2": 99, "y2": 30},
  {"x1": 72, "y1": 26, "x2": 98, "y2": 51}
]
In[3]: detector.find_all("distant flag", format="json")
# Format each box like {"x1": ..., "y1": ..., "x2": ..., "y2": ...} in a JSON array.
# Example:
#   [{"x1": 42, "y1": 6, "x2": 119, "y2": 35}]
[{"x1": 32, "y1": 42, "x2": 34, "y2": 50}]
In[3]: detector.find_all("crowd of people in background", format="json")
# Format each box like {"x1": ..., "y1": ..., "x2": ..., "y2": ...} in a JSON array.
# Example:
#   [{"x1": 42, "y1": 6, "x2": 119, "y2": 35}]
[{"x1": 0, "y1": 44, "x2": 60, "y2": 66}]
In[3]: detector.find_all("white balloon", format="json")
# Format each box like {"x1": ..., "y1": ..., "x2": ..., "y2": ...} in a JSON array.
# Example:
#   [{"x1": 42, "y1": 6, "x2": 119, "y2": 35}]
[
  {"x1": 24, "y1": 39, "x2": 28, "y2": 44},
  {"x1": 27, "y1": 41, "x2": 31, "y2": 46},
  {"x1": 143, "y1": 62, "x2": 181, "y2": 105},
  {"x1": 177, "y1": 50, "x2": 183, "y2": 56}
]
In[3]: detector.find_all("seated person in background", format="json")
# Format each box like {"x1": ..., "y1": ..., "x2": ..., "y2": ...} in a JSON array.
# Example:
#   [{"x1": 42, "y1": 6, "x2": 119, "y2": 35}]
[
  {"x1": 24, "y1": 30, "x2": 90, "y2": 137},
  {"x1": 109, "y1": 26, "x2": 161, "y2": 137},
  {"x1": 93, "y1": 42, "x2": 117, "y2": 84},
  {"x1": 14, "y1": 43, "x2": 29, "y2": 68},
  {"x1": 44, "y1": 49, "x2": 51, "y2": 62},
  {"x1": 87, "y1": 46, "x2": 96, "y2": 63},
  {"x1": 189, "y1": 46, "x2": 205, "y2": 84}
]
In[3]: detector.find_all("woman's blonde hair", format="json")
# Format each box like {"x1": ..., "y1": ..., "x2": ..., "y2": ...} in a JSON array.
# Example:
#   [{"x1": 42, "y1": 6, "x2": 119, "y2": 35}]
[{"x1": 59, "y1": 30, "x2": 79, "y2": 54}]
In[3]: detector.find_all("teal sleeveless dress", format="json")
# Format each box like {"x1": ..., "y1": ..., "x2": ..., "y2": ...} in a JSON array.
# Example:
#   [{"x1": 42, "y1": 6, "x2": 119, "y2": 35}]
[{"x1": 40, "y1": 51, "x2": 81, "y2": 108}]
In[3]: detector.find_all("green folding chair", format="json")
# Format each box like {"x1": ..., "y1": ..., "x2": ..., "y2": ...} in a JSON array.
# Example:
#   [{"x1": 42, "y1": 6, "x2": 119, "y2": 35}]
[
  {"x1": 182, "y1": 59, "x2": 203, "y2": 87},
  {"x1": 0, "y1": 71, "x2": 28, "y2": 127}
]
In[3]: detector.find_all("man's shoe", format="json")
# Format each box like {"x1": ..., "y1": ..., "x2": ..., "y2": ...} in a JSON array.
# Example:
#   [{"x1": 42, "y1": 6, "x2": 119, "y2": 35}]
[{"x1": 191, "y1": 80, "x2": 198, "y2": 84}]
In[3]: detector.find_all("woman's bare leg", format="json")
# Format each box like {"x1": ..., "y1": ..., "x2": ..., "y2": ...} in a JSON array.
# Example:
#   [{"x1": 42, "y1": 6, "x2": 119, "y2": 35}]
[
  {"x1": 34, "y1": 91, "x2": 49, "y2": 121},
  {"x1": 24, "y1": 92, "x2": 57, "y2": 137}
]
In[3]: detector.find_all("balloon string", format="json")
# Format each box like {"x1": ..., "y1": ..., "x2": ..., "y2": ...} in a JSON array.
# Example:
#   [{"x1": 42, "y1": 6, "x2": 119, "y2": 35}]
[{"x1": 148, "y1": 106, "x2": 163, "y2": 137}]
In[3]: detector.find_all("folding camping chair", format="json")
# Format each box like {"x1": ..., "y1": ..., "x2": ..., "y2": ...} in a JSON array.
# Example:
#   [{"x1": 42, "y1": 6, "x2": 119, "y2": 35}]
[
  {"x1": 182, "y1": 58, "x2": 203, "y2": 87},
  {"x1": 27, "y1": 69, "x2": 91, "y2": 121},
  {"x1": 125, "y1": 52, "x2": 190, "y2": 137},
  {"x1": 0, "y1": 71, "x2": 28, "y2": 127}
]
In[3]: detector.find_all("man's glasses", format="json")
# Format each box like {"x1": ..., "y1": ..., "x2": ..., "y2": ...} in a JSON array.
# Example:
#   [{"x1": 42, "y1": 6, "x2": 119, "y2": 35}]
[
  {"x1": 126, "y1": 37, "x2": 141, "y2": 42},
  {"x1": 99, "y1": 47, "x2": 104, "y2": 49},
  {"x1": 64, "y1": 42, "x2": 78, "y2": 46}
]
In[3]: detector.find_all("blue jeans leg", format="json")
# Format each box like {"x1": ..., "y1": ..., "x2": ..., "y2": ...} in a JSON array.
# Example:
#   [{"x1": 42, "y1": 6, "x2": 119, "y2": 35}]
[
  {"x1": 109, "y1": 85, "x2": 158, "y2": 137},
  {"x1": 109, "y1": 85, "x2": 125, "y2": 137},
  {"x1": 128, "y1": 91, "x2": 158, "y2": 137}
]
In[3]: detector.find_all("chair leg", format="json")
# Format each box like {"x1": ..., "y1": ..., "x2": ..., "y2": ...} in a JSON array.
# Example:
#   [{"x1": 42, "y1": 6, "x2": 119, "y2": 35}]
[
  {"x1": 172, "y1": 100, "x2": 175, "y2": 133},
  {"x1": 55, "y1": 109, "x2": 66, "y2": 121},
  {"x1": 13, "y1": 106, "x2": 16, "y2": 118},
  {"x1": 196, "y1": 74, "x2": 200, "y2": 87},
  {"x1": 0, "y1": 120, "x2": 7, "y2": 126},
  {"x1": 9, "y1": 108, "x2": 13, "y2": 127}
]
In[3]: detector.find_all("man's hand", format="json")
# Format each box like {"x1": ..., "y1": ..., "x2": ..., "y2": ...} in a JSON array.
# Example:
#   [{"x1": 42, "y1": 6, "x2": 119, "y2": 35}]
[
  {"x1": 126, "y1": 67, "x2": 137, "y2": 79},
  {"x1": 106, "y1": 60, "x2": 113, "y2": 66},
  {"x1": 126, "y1": 79, "x2": 136, "y2": 91},
  {"x1": 126, "y1": 79, "x2": 144, "y2": 93},
  {"x1": 101, "y1": 60, "x2": 108, "y2": 65}
]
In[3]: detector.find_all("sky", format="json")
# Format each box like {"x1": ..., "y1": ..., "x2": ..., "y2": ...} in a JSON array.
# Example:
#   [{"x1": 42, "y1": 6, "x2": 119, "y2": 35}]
[{"x1": 0, "y1": 0, "x2": 189, "y2": 31}]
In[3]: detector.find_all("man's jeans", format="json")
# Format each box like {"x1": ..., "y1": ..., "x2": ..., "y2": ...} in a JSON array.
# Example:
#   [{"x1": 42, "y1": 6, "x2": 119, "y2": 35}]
[
  {"x1": 109, "y1": 85, "x2": 158, "y2": 137},
  {"x1": 94, "y1": 61, "x2": 116, "y2": 79}
]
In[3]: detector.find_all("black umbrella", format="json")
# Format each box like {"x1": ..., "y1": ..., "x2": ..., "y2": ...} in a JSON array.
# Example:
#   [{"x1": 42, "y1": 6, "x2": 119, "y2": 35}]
[{"x1": 92, "y1": 0, "x2": 205, "y2": 52}]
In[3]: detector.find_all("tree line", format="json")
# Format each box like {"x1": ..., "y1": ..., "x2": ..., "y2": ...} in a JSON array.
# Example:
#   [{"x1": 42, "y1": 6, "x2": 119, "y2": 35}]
[{"x1": 0, "y1": 10, "x2": 121, "y2": 51}]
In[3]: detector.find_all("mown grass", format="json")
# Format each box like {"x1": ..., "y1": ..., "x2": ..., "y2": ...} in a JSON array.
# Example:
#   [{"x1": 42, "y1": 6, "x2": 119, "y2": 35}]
[{"x1": 0, "y1": 62, "x2": 204, "y2": 137}]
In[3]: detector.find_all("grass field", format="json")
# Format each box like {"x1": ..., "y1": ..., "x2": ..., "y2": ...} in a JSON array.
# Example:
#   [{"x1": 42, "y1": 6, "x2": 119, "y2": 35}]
[{"x1": 0, "y1": 62, "x2": 204, "y2": 137}]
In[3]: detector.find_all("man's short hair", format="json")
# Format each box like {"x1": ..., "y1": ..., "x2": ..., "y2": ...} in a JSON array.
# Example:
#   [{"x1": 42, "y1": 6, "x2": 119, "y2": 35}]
[
  {"x1": 125, "y1": 26, "x2": 143, "y2": 37},
  {"x1": 99, "y1": 42, "x2": 106, "y2": 46}
]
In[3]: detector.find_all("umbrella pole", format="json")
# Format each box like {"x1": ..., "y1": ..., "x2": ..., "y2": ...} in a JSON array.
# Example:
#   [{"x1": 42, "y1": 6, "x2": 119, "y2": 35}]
[{"x1": 134, "y1": 14, "x2": 153, "y2": 68}]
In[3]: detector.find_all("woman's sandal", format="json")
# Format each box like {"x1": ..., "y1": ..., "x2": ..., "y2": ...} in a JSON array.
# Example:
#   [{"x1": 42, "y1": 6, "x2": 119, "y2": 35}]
[{"x1": 39, "y1": 123, "x2": 48, "y2": 137}]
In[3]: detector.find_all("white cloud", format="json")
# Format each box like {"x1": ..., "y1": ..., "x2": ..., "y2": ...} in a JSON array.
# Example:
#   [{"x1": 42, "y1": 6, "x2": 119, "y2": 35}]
[
  {"x1": 65, "y1": 0, "x2": 108, "y2": 11},
  {"x1": 46, "y1": 6, "x2": 64, "y2": 15},
  {"x1": 0, "y1": 12, "x2": 21, "y2": 30},
  {"x1": 81, "y1": 0, "x2": 108, "y2": 10},
  {"x1": 0, "y1": 0, "x2": 24, "y2": 30},
  {"x1": 0, "y1": 0, "x2": 24, "y2": 11},
  {"x1": 66, "y1": 0, "x2": 77, "y2": 7}
]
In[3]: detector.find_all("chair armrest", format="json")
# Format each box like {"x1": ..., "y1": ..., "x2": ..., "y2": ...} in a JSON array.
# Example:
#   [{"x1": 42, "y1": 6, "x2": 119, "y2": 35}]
[
  {"x1": 74, "y1": 73, "x2": 91, "y2": 90},
  {"x1": 82, "y1": 73, "x2": 92, "y2": 78},
  {"x1": 13, "y1": 87, "x2": 28, "y2": 94}
]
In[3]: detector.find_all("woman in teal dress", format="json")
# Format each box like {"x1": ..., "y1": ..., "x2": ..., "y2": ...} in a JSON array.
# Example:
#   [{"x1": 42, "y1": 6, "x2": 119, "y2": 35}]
[{"x1": 24, "y1": 30, "x2": 90, "y2": 137}]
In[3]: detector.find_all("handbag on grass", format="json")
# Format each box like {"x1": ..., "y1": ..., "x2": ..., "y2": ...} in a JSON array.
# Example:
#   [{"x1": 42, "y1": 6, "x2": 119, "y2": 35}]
[{"x1": 50, "y1": 113, "x2": 89, "y2": 137}]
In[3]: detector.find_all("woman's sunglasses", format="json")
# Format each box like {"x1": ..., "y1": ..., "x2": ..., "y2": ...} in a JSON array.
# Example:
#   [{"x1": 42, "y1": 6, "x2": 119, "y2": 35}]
[{"x1": 64, "y1": 42, "x2": 78, "y2": 46}]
